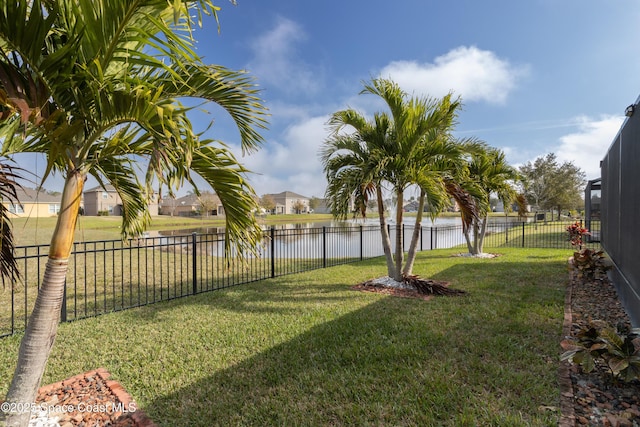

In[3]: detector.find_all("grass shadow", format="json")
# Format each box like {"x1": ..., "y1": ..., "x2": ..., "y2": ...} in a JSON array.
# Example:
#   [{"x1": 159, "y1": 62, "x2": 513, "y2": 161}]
[{"x1": 133, "y1": 256, "x2": 565, "y2": 426}]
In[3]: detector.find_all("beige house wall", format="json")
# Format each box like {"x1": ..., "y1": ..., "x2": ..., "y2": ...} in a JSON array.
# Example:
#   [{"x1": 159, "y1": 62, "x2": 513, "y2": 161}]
[
  {"x1": 158, "y1": 192, "x2": 223, "y2": 217},
  {"x1": 83, "y1": 186, "x2": 158, "y2": 216},
  {"x1": 268, "y1": 191, "x2": 310, "y2": 214},
  {"x1": 2, "y1": 188, "x2": 62, "y2": 218},
  {"x1": 83, "y1": 189, "x2": 122, "y2": 216},
  {"x1": 5, "y1": 202, "x2": 60, "y2": 218}
]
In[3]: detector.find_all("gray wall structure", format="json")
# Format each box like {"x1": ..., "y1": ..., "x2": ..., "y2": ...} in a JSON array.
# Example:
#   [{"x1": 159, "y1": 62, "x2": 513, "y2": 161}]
[{"x1": 601, "y1": 96, "x2": 640, "y2": 326}]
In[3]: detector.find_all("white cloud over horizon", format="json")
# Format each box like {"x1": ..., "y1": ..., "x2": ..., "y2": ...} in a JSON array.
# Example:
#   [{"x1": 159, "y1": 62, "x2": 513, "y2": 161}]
[
  {"x1": 378, "y1": 46, "x2": 528, "y2": 104},
  {"x1": 239, "y1": 115, "x2": 330, "y2": 198},
  {"x1": 505, "y1": 116, "x2": 623, "y2": 182},
  {"x1": 555, "y1": 115, "x2": 623, "y2": 180}
]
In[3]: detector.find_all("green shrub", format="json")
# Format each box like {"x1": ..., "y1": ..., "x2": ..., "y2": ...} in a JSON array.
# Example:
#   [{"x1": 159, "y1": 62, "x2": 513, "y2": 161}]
[{"x1": 561, "y1": 321, "x2": 640, "y2": 382}]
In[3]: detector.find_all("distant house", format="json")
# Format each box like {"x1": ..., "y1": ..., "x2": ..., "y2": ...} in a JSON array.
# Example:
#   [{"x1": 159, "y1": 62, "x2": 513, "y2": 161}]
[
  {"x1": 403, "y1": 200, "x2": 431, "y2": 213},
  {"x1": 83, "y1": 185, "x2": 158, "y2": 216},
  {"x1": 265, "y1": 191, "x2": 310, "y2": 214},
  {"x1": 403, "y1": 200, "x2": 419, "y2": 212},
  {"x1": 158, "y1": 192, "x2": 224, "y2": 217},
  {"x1": 3, "y1": 187, "x2": 62, "y2": 218},
  {"x1": 312, "y1": 198, "x2": 331, "y2": 214}
]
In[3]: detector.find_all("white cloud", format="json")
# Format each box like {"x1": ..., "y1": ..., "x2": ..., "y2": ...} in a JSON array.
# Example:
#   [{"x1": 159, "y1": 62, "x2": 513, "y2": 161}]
[
  {"x1": 556, "y1": 115, "x2": 623, "y2": 180},
  {"x1": 378, "y1": 46, "x2": 528, "y2": 104},
  {"x1": 237, "y1": 115, "x2": 330, "y2": 198},
  {"x1": 248, "y1": 17, "x2": 320, "y2": 95}
]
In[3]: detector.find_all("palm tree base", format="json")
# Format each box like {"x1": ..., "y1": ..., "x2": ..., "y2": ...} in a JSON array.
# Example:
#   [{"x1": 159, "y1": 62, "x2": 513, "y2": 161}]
[
  {"x1": 402, "y1": 275, "x2": 466, "y2": 296},
  {"x1": 354, "y1": 275, "x2": 465, "y2": 298}
]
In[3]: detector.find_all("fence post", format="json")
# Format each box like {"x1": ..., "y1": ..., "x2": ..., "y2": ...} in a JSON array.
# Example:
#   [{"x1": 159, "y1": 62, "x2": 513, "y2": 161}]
[
  {"x1": 430, "y1": 227, "x2": 433, "y2": 250},
  {"x1": 270, "y1": 227, "x2": 275, "y2": 278},
  {"x1": 192, "y1": 233, "x2": 198, "y2": 295},
  {"x1": 420, "y1": 226, "x2": 423, "y2": 252},
  {"x1": 522, "y1": 222, "x2": 525, "y2": 247},
  {"x1": 434, "y1": 228, "x2": 438, "y2": 249},
  {"x1": 360, "y1": 225, "x2": 363, "y2": 261},
  {"x1": 322, "y1": 226, "x2": 327, "y2": 268},
  {"x1": 402, "y1": 224, "x2": 405, "y2": 251},
  {"x1": 505, "y1": 221, "x2": 509, "y2": 243}
]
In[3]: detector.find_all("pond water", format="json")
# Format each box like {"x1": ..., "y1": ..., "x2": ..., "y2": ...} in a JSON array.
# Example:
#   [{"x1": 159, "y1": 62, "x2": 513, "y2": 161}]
[
  {"x1": 149, "y1": 215, "x2": 523, "y2": 235},
  {"x1": 141, "y1": 216, "x2": 528, "y2": 259}
]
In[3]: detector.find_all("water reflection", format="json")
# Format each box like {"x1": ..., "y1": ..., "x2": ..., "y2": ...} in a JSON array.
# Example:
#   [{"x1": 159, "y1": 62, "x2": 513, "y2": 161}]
[
  {"x1": 137, "y1": 217, "x2": 530, "y2": 259},
  {"x1": 252, "y1": 215, "x2": 526, "y2": 230}
]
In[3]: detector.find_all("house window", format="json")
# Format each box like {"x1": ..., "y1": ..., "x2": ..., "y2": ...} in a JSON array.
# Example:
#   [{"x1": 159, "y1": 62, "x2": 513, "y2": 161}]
[
  {"x1": 49, "y1": 204, "x2": 60, "y2": 214},
  {"x1": 9, "y1": 204, "x2": 24, "y2": 214},
  {"x1": 102, "y1": 191, "x2": 108, "y2": 199}
]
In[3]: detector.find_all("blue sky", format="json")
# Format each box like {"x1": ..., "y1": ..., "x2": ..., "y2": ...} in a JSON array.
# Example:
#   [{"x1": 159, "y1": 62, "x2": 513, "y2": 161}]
[{"x1": 31, "y1": 1, "x2": 640, "y2": 199}]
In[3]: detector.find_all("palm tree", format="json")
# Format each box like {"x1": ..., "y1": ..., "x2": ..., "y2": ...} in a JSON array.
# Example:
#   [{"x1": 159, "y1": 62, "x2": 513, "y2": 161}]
[
  {"x1": 321, "y1": 110, "x2": 396, "y2": 277},
  {"x1": 400, "y1": 101, "x2": 479, "y2": 276},
  {"x1": 462, "y1": 145, "x2": 519, "y2": 255},
  {"x1": 323, "y1": 78, "x2": 472, "y2": 282},
  {"x1": 0, "y1": 2, "x2": 267, "y2": 425},
  {"x1": 402, "y1": 139, "x2": 476, "y2": 276}
]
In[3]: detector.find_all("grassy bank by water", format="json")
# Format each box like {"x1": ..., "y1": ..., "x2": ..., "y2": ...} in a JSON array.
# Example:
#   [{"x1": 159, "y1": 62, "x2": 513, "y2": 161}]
[{"x1": 0, "y1": 247, "x2": 567, "y2": 426}]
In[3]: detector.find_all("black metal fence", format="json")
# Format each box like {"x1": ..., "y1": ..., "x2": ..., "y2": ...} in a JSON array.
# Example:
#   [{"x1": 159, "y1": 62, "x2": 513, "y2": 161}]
[
  {"x1": 601, "y1": 98, "x2": 640, "y2": 326},
  {"x1": 1, "y1": 220, "x2": 588, "y2": 338}
]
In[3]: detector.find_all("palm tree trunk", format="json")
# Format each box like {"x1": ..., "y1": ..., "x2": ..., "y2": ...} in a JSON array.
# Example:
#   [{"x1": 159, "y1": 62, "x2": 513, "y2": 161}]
[
  {"x1": 403, "y1": 188, "x2": 425, "y2": 276},
  {"x1": 393, "y1": 187, "x2": 404, "y2": 282},
  {"x1": 473, "y1": 222, "x2": 481, "y2": 254},
  {"x1": 5, "y1": 171, "x2": 84, "y2": 427},
  {"x1": 478, "y1": 215, "x2": 488, "y2": 254},
  {"x1": 376, "y1": 187, "x2": 395, "y2": 278},
  {"x1": 464, "y1": 228, "x2": 474, "y2": 254}
]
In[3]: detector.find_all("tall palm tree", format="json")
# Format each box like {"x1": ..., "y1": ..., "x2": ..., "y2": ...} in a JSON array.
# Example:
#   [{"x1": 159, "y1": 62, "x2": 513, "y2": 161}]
[
  {"x1": 0, "y1": 2, "x2": 268, "y2": 425},
  {"x1": 360, "y1": 80, "x2": 477, "y2": 281},
  {"x1": 323, "y1": 78, "x2": 472, "y2": 281},
  {"x1": 462, "y1": 145, "x2": 519, "y2": 255},
  {"x1": 400, "y1": 99, "x2": 478, "y2": 276}
]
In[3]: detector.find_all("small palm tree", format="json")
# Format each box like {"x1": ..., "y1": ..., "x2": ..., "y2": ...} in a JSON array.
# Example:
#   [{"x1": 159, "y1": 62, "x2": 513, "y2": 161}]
[
  {"x1": 0, "y1": 2, "x2": 267, "y2": 425},
  {"x1": 462, "y1": 145, "x2": 519, "y2": 255},
  {"x1": 321, "y1": 110, "x2": 396, "y2": 276}
]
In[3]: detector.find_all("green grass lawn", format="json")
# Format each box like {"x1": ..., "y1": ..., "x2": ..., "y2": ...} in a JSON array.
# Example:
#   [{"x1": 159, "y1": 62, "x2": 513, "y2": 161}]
[{"x1": 0, "y1": 247, "x2": 568, "y2": 426}]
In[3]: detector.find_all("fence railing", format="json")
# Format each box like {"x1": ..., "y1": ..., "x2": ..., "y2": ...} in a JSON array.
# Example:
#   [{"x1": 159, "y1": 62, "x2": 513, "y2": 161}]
[{"x1": 1, "y1": 220, "x2": 593, "y2": 338}]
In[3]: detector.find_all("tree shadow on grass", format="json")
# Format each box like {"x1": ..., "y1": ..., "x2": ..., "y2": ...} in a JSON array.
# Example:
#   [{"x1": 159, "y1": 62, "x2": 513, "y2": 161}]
[{"x1": 135, "y1": 259, "x2": 565, "y2": 427}]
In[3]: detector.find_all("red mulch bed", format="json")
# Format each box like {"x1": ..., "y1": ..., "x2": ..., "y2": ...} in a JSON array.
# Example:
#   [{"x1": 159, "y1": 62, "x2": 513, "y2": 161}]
[{"x1": 1, "y1": 369, "x2": 156, "y2": 427}]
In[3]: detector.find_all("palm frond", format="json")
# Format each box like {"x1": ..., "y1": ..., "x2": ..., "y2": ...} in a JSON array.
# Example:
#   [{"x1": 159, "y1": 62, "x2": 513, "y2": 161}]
[
  {"x1": 0, "y1": 160, "x2": 23, "y2": 287},
  {"x1": 89, "y1": 153, "x2": 152, "y2": 239},
  {"x1": 189, "y1": 143, "x2": 262, "y2": 262},
  {"x1": 159, "y1": 64, "x2": 268, "y2": 154},
  {"x1": 445, "y1": 179, "x2": 479, "y2": 232}
]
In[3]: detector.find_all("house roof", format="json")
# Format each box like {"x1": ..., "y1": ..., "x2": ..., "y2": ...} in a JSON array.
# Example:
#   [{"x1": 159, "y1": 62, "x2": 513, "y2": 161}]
[
  {"x1": 84, "y1": 184, "x2": 117, "y2": 194},
  {"x1": 267, "y1": 191, "x2": 309, "y2": 199},
  {"x1": 14, "y1": 187, "x2": 61, "y2": 204},
  {"x1": 158, "y1": 192, "x2": 219, "y2": 208}
]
